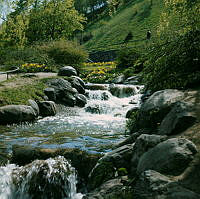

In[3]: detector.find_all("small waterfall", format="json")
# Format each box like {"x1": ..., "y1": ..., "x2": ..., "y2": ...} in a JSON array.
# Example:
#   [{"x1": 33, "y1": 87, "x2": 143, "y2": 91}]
[
  {"x1": 0, "y1": 157, "x2": 82, "y2": 199},
  {"x1": 85, "y1": 84, "x2": 143, "y2": 116}
]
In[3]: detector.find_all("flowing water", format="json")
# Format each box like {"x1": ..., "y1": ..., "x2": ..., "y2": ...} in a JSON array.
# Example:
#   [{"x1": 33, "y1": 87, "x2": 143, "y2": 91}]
[
  {"x1": 0, "y1": 84, "x2": 143, "y2": 198},
  {"x1": 0, "y1": 84, "x2": 143, "y2": 154},
  {"x1": 0, "y1": 156, "x2": 82, "y2": 199}
]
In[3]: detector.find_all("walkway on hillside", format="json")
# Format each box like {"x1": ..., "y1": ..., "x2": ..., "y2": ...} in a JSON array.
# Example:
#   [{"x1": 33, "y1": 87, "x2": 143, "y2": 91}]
[{"x1": 0, "y1": 72, "x2": 57, "y2": 82}]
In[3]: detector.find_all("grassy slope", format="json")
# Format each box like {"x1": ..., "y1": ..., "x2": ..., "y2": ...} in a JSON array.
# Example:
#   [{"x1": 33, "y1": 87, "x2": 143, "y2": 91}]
[{"x1": 83, "y1": 0, "x2": 163, "y2": 52}]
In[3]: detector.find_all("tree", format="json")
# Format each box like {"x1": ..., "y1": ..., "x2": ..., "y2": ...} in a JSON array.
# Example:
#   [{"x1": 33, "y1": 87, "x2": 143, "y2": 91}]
[
  {"x1": 158, "y1": 0, "x2": 200, "y2": 41},
  {"x1": 1, "y1": 0, "x2": 86, "y2": 46}
]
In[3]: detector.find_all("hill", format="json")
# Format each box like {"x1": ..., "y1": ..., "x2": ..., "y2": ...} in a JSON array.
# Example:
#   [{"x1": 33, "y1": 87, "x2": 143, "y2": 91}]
[{"x1": 82, "y1": 0, "x2": 163, "y2": 52}]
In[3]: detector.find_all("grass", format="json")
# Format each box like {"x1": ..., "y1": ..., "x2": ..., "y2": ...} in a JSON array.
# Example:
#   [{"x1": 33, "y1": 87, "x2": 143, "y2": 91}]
[
  {"x1": 0, "y1": 77, "x2": 53, "y2": 107},
  {"x1": 83, "y1": 0, "x2": 163, "y2": 52}
]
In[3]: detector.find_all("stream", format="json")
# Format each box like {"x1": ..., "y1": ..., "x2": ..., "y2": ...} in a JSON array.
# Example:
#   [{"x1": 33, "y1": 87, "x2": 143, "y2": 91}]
[{"x1": 0, "y1": 83, "x2": 143, "y2": 198}]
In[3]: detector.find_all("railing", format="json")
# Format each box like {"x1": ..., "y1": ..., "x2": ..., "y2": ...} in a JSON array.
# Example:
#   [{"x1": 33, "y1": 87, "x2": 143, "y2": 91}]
[{"x1": 0, "y1": 67, "x2": 19, "y2": 80}]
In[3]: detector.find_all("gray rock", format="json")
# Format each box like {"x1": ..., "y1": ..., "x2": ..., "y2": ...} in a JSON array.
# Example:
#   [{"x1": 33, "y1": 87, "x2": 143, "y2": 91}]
[
  {"x1": 48, "y1": 78, "x2": 77, "y2": 95},
  {"x1": 158, "y1": 101, "x2": 196, "y2": 135},
  {"x1": 83, "y1": 178, "x2": 133, "y2": 199},
  {"x1": 131, "y1": 134, "x2": 167, "y2": 174},
  {"x1": 12, "y1": 156, "x2": 74, "y2": 199},
  {"x1": 137, "y1": 138, "x2": 197, "y2": 176},
  {"x1": 0, "y1": 105, "x2": 37, "y2": 124},
  {"x1": 70, "y1": 77, "x2": 85, "y2": 94},
  {"x1": 28, "y1": 99, "x2": 40, "y2": 116},
  {"x1": 44, "y1": 87, "x2": 56, "y2": 101},
  {"x1": 113, "y1": 132, "x2": 141, "y2": 149},
  {"x1": 85, "y1": 104, "x2": 101, "y2": 114},
  {"x1": 71, "y1": 76, "x2": 86, "y2": 88},
  {"x1": 88, "y1": 144, "x2": 133, "y2": 191},
  {"x1": 62, "y1": 92, "x2": 76, "y2": 107},
  {"x1": 75, "y1": 94, "x2": 87, "y2": 107},
  {"x1": 47, "y1": 78, "x2": 78, "y2": 106},
  {"x1": 124, "y1": 75, "x2": 141, "y2": 85},
  {"x1": 134, "y1": 170, "x2": 200, "y2": 199},
  {"x1": 134, "y1": 170, "x2": 172, "y2": 198},
  {"x1": 58, "y1": 66, "x2": 77, "y2": 76},
  {"x1": 112, "y1": 75, "x2": 125, "y2": 84},
  {"x1": 37, "y1": 101, "x2": 57, "y2": 117},
  {"x1": 126, "y1": 107, "x2": 139, "y2": 118},
  {"x1": 136, "y1": 89, "x2": 185, "y2": 131}
]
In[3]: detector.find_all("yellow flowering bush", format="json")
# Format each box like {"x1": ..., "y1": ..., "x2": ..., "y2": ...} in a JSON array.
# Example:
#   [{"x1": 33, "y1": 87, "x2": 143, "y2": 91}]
[
  {"x1": 81, "y1": 61, "x2": 121, "y2": 83},
  {"x1": 20, "y1": 63, "x2": 52, "y2": 73}
]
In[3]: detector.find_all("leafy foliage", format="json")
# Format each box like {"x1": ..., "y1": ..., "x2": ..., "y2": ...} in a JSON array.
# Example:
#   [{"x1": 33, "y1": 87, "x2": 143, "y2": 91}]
[
  {"x1": 37, "y1": 40, "x2": 88, "y2": 69},
  {"x1": 143, "y1": 0, "x2": 200, "y2": 92},
  {"x1": 116, "y1": 48, "x2": 141, "y2": 69},
  {"x1": 0, "y1": 0, "x2": 86, "y2": 46}
]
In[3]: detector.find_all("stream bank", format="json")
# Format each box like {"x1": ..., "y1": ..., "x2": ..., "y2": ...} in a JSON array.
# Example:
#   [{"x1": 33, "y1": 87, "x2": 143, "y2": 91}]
[{"x1": 0, "y1": 66, "x2": 200, "y2": 198}]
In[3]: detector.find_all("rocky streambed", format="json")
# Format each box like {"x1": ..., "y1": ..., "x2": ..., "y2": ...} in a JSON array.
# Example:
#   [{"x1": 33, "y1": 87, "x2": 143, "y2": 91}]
[{"x1": 0, "y1": 66, "x2": 200, "y2": 199}]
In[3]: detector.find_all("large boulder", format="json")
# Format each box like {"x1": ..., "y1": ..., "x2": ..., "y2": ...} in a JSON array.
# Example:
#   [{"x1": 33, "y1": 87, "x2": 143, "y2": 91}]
[
  {"x1": 75, "y1": 94, "x2": 87, "y2": 107},
  {"x1": 37, "y1": 101, "x2": 57, "y2": 117},
  {"x1": 83, "y1": 178, "x2": 133, "y2": 199},
  {"x1": 137, "y1": 138, "x2": 197, "y2": 176},
  {"x1": 88, "y1": 144, "x2": 133, "y2": 191},
  {"x1": 47, "y1": 78, "x2": 78, "y2": 106},
  {"x1": 70, "y1": 76, "x2": 85, "y2": 94},
  {"x1": 134, "y1": 170, "x2": 200, "y2": 199},
  {"x1": 71, "y1": 76, "x2": 86, "y2": 88},
  {"x1": 12, "y1": 156, "x2": 76, "y2": 199},
  {"x1": 158, "y1": 101, "x2": 196, "y2": 135},
  {"x1": 131, "y1": 134, "x2": 167, "y2": 175},
  {"x1": 135, "y1": 89, "x2": 185, "y2": 131},
  {"x1": 0, "y1": 105, "x2": 37, "y2": 124},
  {"x1": 44, "y1": 87, "x2": 56, "y2": 101},
  {"x1": 58, "y1": 66, "x2": 77, "y2": 76},
  {"x1": 28, "y1": 99, "x2": 40, "y2": 116}
]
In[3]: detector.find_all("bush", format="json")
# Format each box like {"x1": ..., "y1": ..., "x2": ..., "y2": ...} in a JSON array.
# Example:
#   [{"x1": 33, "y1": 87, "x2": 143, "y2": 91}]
[
  {"x1": 0, "y1": 46, "x2": 55, "y2": 69},
  {"x1": 37, "y1": 40, "x2": 88, "y2": 70},
  {"x1": 143, "y1": 30, "x2": 200, "y2": 92},
  {"x1": 116, "y1": 47, "x2": 141, "y2": 69}
]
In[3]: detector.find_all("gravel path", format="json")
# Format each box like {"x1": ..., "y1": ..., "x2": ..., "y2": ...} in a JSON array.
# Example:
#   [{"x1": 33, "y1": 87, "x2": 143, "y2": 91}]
[{"x1": 0, "y1": 72, "x2": 57, "y2": 82}]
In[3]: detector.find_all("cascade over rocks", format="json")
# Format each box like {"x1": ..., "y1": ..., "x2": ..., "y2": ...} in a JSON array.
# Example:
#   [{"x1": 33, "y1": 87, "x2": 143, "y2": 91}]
[
  {"x1": 12, "y1": 156, "x2": 75, "y2": 199},
  {"x1": 134, "y1": 89, "x2": 185, "y2": 131},
  {"x1": 0, "y1": 105, "x2": 37, "y2": 124},
  {"x1": 58, "y1": 66, "x2": 77, "y2": 76},
  {"x1": 109, "y1": 84, "x2": 137, "y2": 98},
  {"x1": 11, "y1": 145, "x2": 102, "y2": 184},
  {"x1": 37, "y1": 101, "x2": 57, "y2": 117},
  {"x1": 86, "y1": 83, "x2": 108, "y2": 90},
  {"x1": 158, "y1": 101, "x2": 196, "y2": 135},
  {"x1": 137, "y1": 138, "x2": 197, "y2": 176}
]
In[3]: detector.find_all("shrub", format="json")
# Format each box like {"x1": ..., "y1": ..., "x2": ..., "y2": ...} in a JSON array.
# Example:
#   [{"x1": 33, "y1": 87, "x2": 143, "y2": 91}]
[
  {"x1": 37, "y1": 40, "x2": 88, "y2": 70},
  {"x1": 0, "y1": 46, "x2": 55, "y2": 68},
  {"x1": 143, "y1": 29, "x2": 200, "y2": 92},
  {"x1": 116, "y1": 47, "x2": 141, "y2": 69}
]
